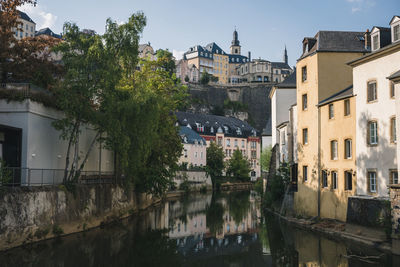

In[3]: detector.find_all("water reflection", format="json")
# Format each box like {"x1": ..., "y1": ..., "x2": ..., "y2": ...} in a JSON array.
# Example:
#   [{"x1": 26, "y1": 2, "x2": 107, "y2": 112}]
[{"x1": 0, "y1": 190, "x2": 398, "y2": 266}]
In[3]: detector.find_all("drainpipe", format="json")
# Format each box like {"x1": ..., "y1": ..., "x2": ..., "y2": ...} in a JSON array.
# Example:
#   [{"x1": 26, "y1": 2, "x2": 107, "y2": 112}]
[{"x1": 317, "y1": 105, "x2": 321, "y2": 218}]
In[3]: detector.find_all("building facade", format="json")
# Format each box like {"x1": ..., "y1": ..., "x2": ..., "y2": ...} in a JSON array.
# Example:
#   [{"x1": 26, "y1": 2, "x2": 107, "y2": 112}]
[
  {"x1": 295, "y1": 31, "x2": 369, "y2": 219},
  {"x1": 14, "y1": 11, "x2": 36, "y2": 40},
  {"x1": 176, "y1": 112, "x2": 261, "y2": 180},
  {"x1": 349, "y1": 16, "x2": 400, "y2": 197},
  {"x1": 317, "y1": 86, "x2": 357, "y2": 221},
  {"x1": 178, "y1": 126, "x2": 207, "y2": 168},
  {"x1": 176, "y1": 59, "x2": 200, "y2": 83}
]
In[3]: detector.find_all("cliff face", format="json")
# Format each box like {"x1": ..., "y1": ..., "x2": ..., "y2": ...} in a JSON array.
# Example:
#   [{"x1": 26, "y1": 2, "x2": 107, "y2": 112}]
[{"x1": 185, "y1": 83, "x2": 272, "y2": 133}]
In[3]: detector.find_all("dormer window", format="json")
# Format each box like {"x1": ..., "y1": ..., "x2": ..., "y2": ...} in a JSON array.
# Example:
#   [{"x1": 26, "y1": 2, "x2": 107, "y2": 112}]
[
  {"x1": 210, "y1": 127, "x2": 214, "y2": 133},
  {"x1": 372, "y1": 34, "x2": 379, "y2": 51},
  {"x1": 236, "y1": 128, "x2": 242, "y2": 135},
  {"x1": 223, "y1": 126, "x2": 229, "y2": 133},
  {"x1": 393, "y1": 24, "x2": 400, "y2": 42}
]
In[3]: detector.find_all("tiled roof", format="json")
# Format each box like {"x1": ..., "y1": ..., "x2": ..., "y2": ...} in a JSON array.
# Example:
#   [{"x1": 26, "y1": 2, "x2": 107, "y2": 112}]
[
  {"x1": 318, "y1": 85, "x2": 353, "y2": 106},
  {"x1": 176, "y1": 111, "x2": 258, "y2": 138},
  {"x1": 271, "y1": 62, "x2": 291, "y2": 69},
  {"x1": 179, "y1": 126, "x2": 206, "y2": 145},
  {"x1": 35, "y1": 28, "x2": 62, "y2": 39},
  {"x1": 204, "y1": 42, "x2": 227, "y2": 55},
  {"x1": 300, "y1": 31, "x2": 369, "y2": 60},
  {"x1": 275, "y1": 71, "x2": 296, "y2": 88},
  {"x1": 18, "y1": 10, "x2": 35, "y2": 24}
]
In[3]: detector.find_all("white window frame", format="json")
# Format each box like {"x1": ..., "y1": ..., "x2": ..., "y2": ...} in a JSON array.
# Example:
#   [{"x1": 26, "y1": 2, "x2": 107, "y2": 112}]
[
  {"x1": 332, "y1": 171, "x2": 338, "y2": 190},
  {"x1": 368, "y1": 171, "x2": 377, "y2": 193},
  {"x1": 345, "y1": 139, "x2": 352, "y2": 159}
]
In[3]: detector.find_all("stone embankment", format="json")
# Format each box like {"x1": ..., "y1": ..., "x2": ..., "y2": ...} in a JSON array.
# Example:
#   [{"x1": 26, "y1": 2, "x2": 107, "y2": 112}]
[{"x1": 0, "y1": 184, "x2": 159, "y2": 251}]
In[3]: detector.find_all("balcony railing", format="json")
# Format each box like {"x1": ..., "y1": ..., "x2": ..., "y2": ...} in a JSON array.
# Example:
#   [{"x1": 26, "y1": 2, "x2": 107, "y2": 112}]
[{"x1": 0, "y1": 167, "x2": 117, "y2": 187}]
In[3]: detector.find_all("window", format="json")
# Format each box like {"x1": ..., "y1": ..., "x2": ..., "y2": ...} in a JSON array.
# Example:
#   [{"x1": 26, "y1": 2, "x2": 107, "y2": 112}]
[
  {"x1": 195, "y1": 152, "x2": 198, "y2": 158},
  {"x1": 345, "y1": 139, "x2": 352, "y2": 159},
  {"x1": 372, "y1": 34, "x2": 379, "y2": 50},
  {"x1": 391, "y1": 117, "x2": 397, "y2": 143},
  {"x1": 226, "y1": 139, "x2": 231, "y2": 147},
  {"x1": 332, "y1": 171, "x2": 338, "y2": 190},
  {"x1": 303, "y1": 166, "x2": 308, "y2": 182},
  {"x1": 368, "y1": 121, "x2": 378, "y2": 145},
  {"x1": 251, "y1": 141, "x2": 256, "y2": 149},
  {"x1": 234, "y1": 139, "x2": 238, "y2": 147},
  {"x1": 322, "y1": 170, "x2": 328, "y2": 188},
  {"x1": 302, "y1": 128, "x2": 308, "y2": 145},
  {"x1": 367, "y1": 81, "x2": 377, "y2": 102},
  {"x1": 184, "y1": 149, "x2": 188, "y2": 158},
  {"x1": 281, "y1": 130, "x2": 286, "y2": 145},
  {"x1": 368, "y1": 171, "x2": 377, "y2": 193},
  {"x1": 394, "y1": 24, "x2": 400, "y2": 42},
  {"x1": 302, "y1": 66, "x2": 307, "y2": 82},
  {"x1": 217, "y1": 137, "x2": 222, "y2": 146},
  {"x1": 390, "y1": 81, "x2": 395, "y2": 98},
  {"x1": 302, "y1": 94, "x2": 308, "y2": 110},
  {"x1": 345, "y1": 171, "x2": 353, "y2": 191},
  {"x1": 329, "y1": 104, "x2": 334, "y2": 119},
  {"x1": 330, "y1": 140, "x2": 338, "y2": 160},
  {"x1": 390, "y1": 170, "x2": 399, "y2": 184},
  {"x1": 251, "y1": 150, "x2": 256, "y2": 159},
  {"x1": 344, "y1": 99, "x2": 350, "y2": 116},
  {"x1": 241, "y1": 140, "x2": 245, "y2": 148}
]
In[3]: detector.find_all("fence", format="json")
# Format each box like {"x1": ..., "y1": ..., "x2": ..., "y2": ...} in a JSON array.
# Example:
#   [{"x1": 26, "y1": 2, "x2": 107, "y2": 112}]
[{"x1": 0, "y1": 167, "x2": 117, "y2": 187}]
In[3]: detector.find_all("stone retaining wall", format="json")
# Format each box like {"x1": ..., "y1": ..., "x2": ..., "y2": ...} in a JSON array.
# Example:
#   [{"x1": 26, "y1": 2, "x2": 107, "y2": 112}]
[{"x1": 0, "y1": 184, "x2": 157, "y2": 251}]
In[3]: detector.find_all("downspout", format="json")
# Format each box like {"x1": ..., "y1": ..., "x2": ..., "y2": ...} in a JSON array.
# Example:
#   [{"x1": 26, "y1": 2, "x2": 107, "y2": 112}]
[{"x1": 317, "y1": 104, "x2": 321, "y2": 218}]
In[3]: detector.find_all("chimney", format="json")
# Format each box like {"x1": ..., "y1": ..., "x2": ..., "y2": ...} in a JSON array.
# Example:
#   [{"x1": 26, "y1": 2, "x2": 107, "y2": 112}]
[
  {"x1": 248, "y1": 51, "x2": 251, "y2": 61},
  {"x1": 364, "y1": 29, "x2": 371, "y2": 50}
]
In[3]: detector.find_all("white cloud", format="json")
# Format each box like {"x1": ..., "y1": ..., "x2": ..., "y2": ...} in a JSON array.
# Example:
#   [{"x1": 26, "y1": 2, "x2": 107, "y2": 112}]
[
  {"x1": 19, "y1": 3, "x2": 57, "y2": 30},
  {"x1": 346, "y1": 0, "x2": 375, "y2": 13},
  {"x1": 173, "y1": 49, "x2": 185, "y2": 60},
  {"x1": 352, "y1": 7, "x2": 361, "y2": 13}
]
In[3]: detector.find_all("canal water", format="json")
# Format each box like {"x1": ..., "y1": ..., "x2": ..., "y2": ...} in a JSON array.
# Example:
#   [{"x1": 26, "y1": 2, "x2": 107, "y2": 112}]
[{"x1": 0, "y1": 190, "x2": 399, "y2": 266}]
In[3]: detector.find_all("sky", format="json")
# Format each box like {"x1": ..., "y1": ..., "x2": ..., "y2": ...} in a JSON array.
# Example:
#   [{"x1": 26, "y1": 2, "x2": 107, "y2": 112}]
[{"x1": 20, "y1": 0, "x2": 399, "y2": 67}]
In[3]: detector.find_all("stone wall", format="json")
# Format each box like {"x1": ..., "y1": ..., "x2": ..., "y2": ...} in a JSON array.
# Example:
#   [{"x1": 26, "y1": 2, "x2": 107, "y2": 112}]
[
  {"x1": 346, "y1": 196, "x2": 390, "y2": 227},
  {"x1": 174, "y1": 170, "x2": 212, "y2": 190},
  {"x1": 0, "y1": 184, "x2": 157, "y2": 251},
  {"x1": 390, "y1": 185, "x2": 400, "y2": 254},
  {"x1": 187, "y1": 83, "x2": 272, "y2": 132}
]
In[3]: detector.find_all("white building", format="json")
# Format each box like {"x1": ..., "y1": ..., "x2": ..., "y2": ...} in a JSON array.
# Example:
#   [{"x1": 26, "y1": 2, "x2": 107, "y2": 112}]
[
  {"x1": 349, "y1": 15, "x2": 400, "y2": 197},
  {"x1": 269, "y1": 72, "x2": 297, "y2": 147},
  {"x1": 0, "y1": 85, "x2": 114, "y2": 185},
  {"x1": 14, "y1": 11, "x2": 36, "y2": 40},
  {"x1": 388, "y1": 70, "x2": 400, "y2": 180},
  {"x1": 178, "y1": 126, "x2": 207, "y2": 168}
]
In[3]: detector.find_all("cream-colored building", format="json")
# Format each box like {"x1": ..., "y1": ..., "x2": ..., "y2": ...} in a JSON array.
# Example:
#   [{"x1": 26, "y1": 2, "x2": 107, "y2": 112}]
[
  {"x1": 14, "y1": 11, "x2": 36, "y2": 40},
  {"x1": 176, "y1": 59, "x2": 200, "y2": 83},
  {"x1": 178, "y1": 126, "x2": 207, "y2": 168},
  {"x1": 388, "y1": 70, "x2": 400, "y2": 178},
  {"x1": 349, "y1": 16, "x2": 400, "y2": 197},
  {"x1": 138, "y1": 43, "x2": 156, "y2": 61},
  {"x1": 176, "y1": 112, "x2": 261, "y2": 180},
  {"x1": 295, "y1": 31, "x2": 369, "y2": 219},
  {"x1": 317, "y1": 86, "x2": 356, "y2": 221}
]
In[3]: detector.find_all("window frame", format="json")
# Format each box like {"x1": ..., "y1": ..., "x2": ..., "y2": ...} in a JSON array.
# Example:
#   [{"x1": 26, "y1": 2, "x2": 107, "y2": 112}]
[
  {"x1": 367, "y1": 80, "x2": 378, "y2": 103},
  {"x1": 330, "y1": 140, "x2": 338, "y2": 160},
  {"x1": 390, "y1": 169, "x2": 399, "y2": 184},
  {"x1": 322, "y1": 170, "x2": 328, "y2": 188},
  {"x1": 390, "y1": 81, "x2": 395, "y2": 99},
  {"x1": 303, "y1": 166, "x2": 308, "y2": 182},
  {"x1": 328, "y1": 104, "x2": 334, "y2": 119},
  {"x1": 367, "y1": 120, "x2": 378, "y2": 146},
  {"x1": 331, "y1": 171, "x2": 338, "y2": 190},
  {"x1": 344, "y1": 171, "x2": 353, "y2": 191},
  {"x1": 302, "y1": 128, "x2": 308, "y2": 145},
  {"x1": 367, "y1": 170, "x2": 377, "y2": 193},
  {"x1": 301, "y1": 66, "x2": 307, "y2": 82},
  {"x1": 302, "y1": 94, "x2": 308, "y2": 111},
  {"x1": 390, "y1": 116, "x2": 396, "y2": 144},
  {"x1": 344, "y1": 99, "x2": 350, "y2": 116},
  {"x1": 344, "y1": 139, "x2": 352, "y2": 159}
]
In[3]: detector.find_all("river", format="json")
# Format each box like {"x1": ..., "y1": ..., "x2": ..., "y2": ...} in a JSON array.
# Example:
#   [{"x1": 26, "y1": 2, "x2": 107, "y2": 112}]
[{"x1": 0, "y1": 190, "x2": 398, "y2": 266}]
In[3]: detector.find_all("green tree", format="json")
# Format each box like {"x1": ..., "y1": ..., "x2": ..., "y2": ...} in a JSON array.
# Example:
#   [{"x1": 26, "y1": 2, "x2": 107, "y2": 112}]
[
  {"x1": 260, "y1": 145, "x2": 272, "y2": 172},
  {"x1": 156, "y1": 49, "x2": 176, "y2": 77},
  {"x1": 206, "y1": 142, "x2": 225, "y2": 190},
  {"x1": 200, "y1": 71, "x2": 210, "y2": 85},
  {"x1": 226, "y1": 149, "x2": 251, "y2": 182}
]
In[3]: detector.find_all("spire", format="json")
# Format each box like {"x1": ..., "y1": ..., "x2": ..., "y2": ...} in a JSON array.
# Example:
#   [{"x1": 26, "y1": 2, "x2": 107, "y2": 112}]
[
  {"x1": 284, "y1": 45, "x2": 288, "y2": 65},
  {"x1": 232, "y1": 28, "x2": 240, "y2": 46}
]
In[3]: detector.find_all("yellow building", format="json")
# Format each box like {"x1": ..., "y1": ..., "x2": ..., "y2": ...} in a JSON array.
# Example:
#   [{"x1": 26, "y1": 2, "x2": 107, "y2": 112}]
[
  {"x1": 204, "y1": 43, "x2": 229, "y2": 84},
  {"x1": 295, "y1": 31, "x2": 369, "y2": 220},
  {"x1": 317, "y1": 86, "x2": 356, "y2": 221}
]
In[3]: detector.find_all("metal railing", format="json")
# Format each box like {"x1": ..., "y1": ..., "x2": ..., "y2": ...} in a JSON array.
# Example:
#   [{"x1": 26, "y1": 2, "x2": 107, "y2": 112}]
[{"x1": 0, "y1": 167, "x2": 117, "y2": 187}]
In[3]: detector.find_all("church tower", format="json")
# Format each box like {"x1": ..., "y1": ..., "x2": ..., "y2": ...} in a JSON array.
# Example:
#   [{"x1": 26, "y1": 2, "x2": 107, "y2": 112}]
[
  {"x1": 283, "y1": 46, "x2": 288, "y2": 64},
  {"x1": 230, "y1": 29, "x2": 241, "y2": 55}
]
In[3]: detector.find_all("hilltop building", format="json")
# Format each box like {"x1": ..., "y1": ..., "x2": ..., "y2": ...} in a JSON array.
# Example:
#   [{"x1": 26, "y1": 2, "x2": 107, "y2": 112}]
[
  {"x1": 180, "y1": 29, "x2": 292, "y2": 85},
  {"x1": 176, "y1": 112, "x2": 261, "y2": 180},
  {"x1": 35, "y1": 28, "x2": 62, "y2": 39},
  {"x1": 178, "y1": 126, "x2": 207, "y2": 168},
  {"x1": 14, "y1": 11, "x2": 36, "y2": 40}
]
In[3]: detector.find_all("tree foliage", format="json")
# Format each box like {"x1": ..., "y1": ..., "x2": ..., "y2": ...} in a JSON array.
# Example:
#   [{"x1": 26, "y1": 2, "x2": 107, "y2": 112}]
[
  {"x1": 0, "y1": 0, "x2": 62, "y2": 88},
  {"x1": 226, "y1": 149, "x2": 251, "y2": 182},
  {"x1": 155, "y1": 49, "x2": 176, "y2": 77},
  {"x1": 206, "y1": 142, "x2": 225, "y2": 189},
  {"x1": 260, "y1": 145, "x2": 273, "y2": 172}
]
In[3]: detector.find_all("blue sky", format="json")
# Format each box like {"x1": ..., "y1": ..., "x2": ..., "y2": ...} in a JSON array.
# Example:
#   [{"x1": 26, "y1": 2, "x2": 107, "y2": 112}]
[{"x1": 21, "y1": 0, "x2": 399, "y2": 66}]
